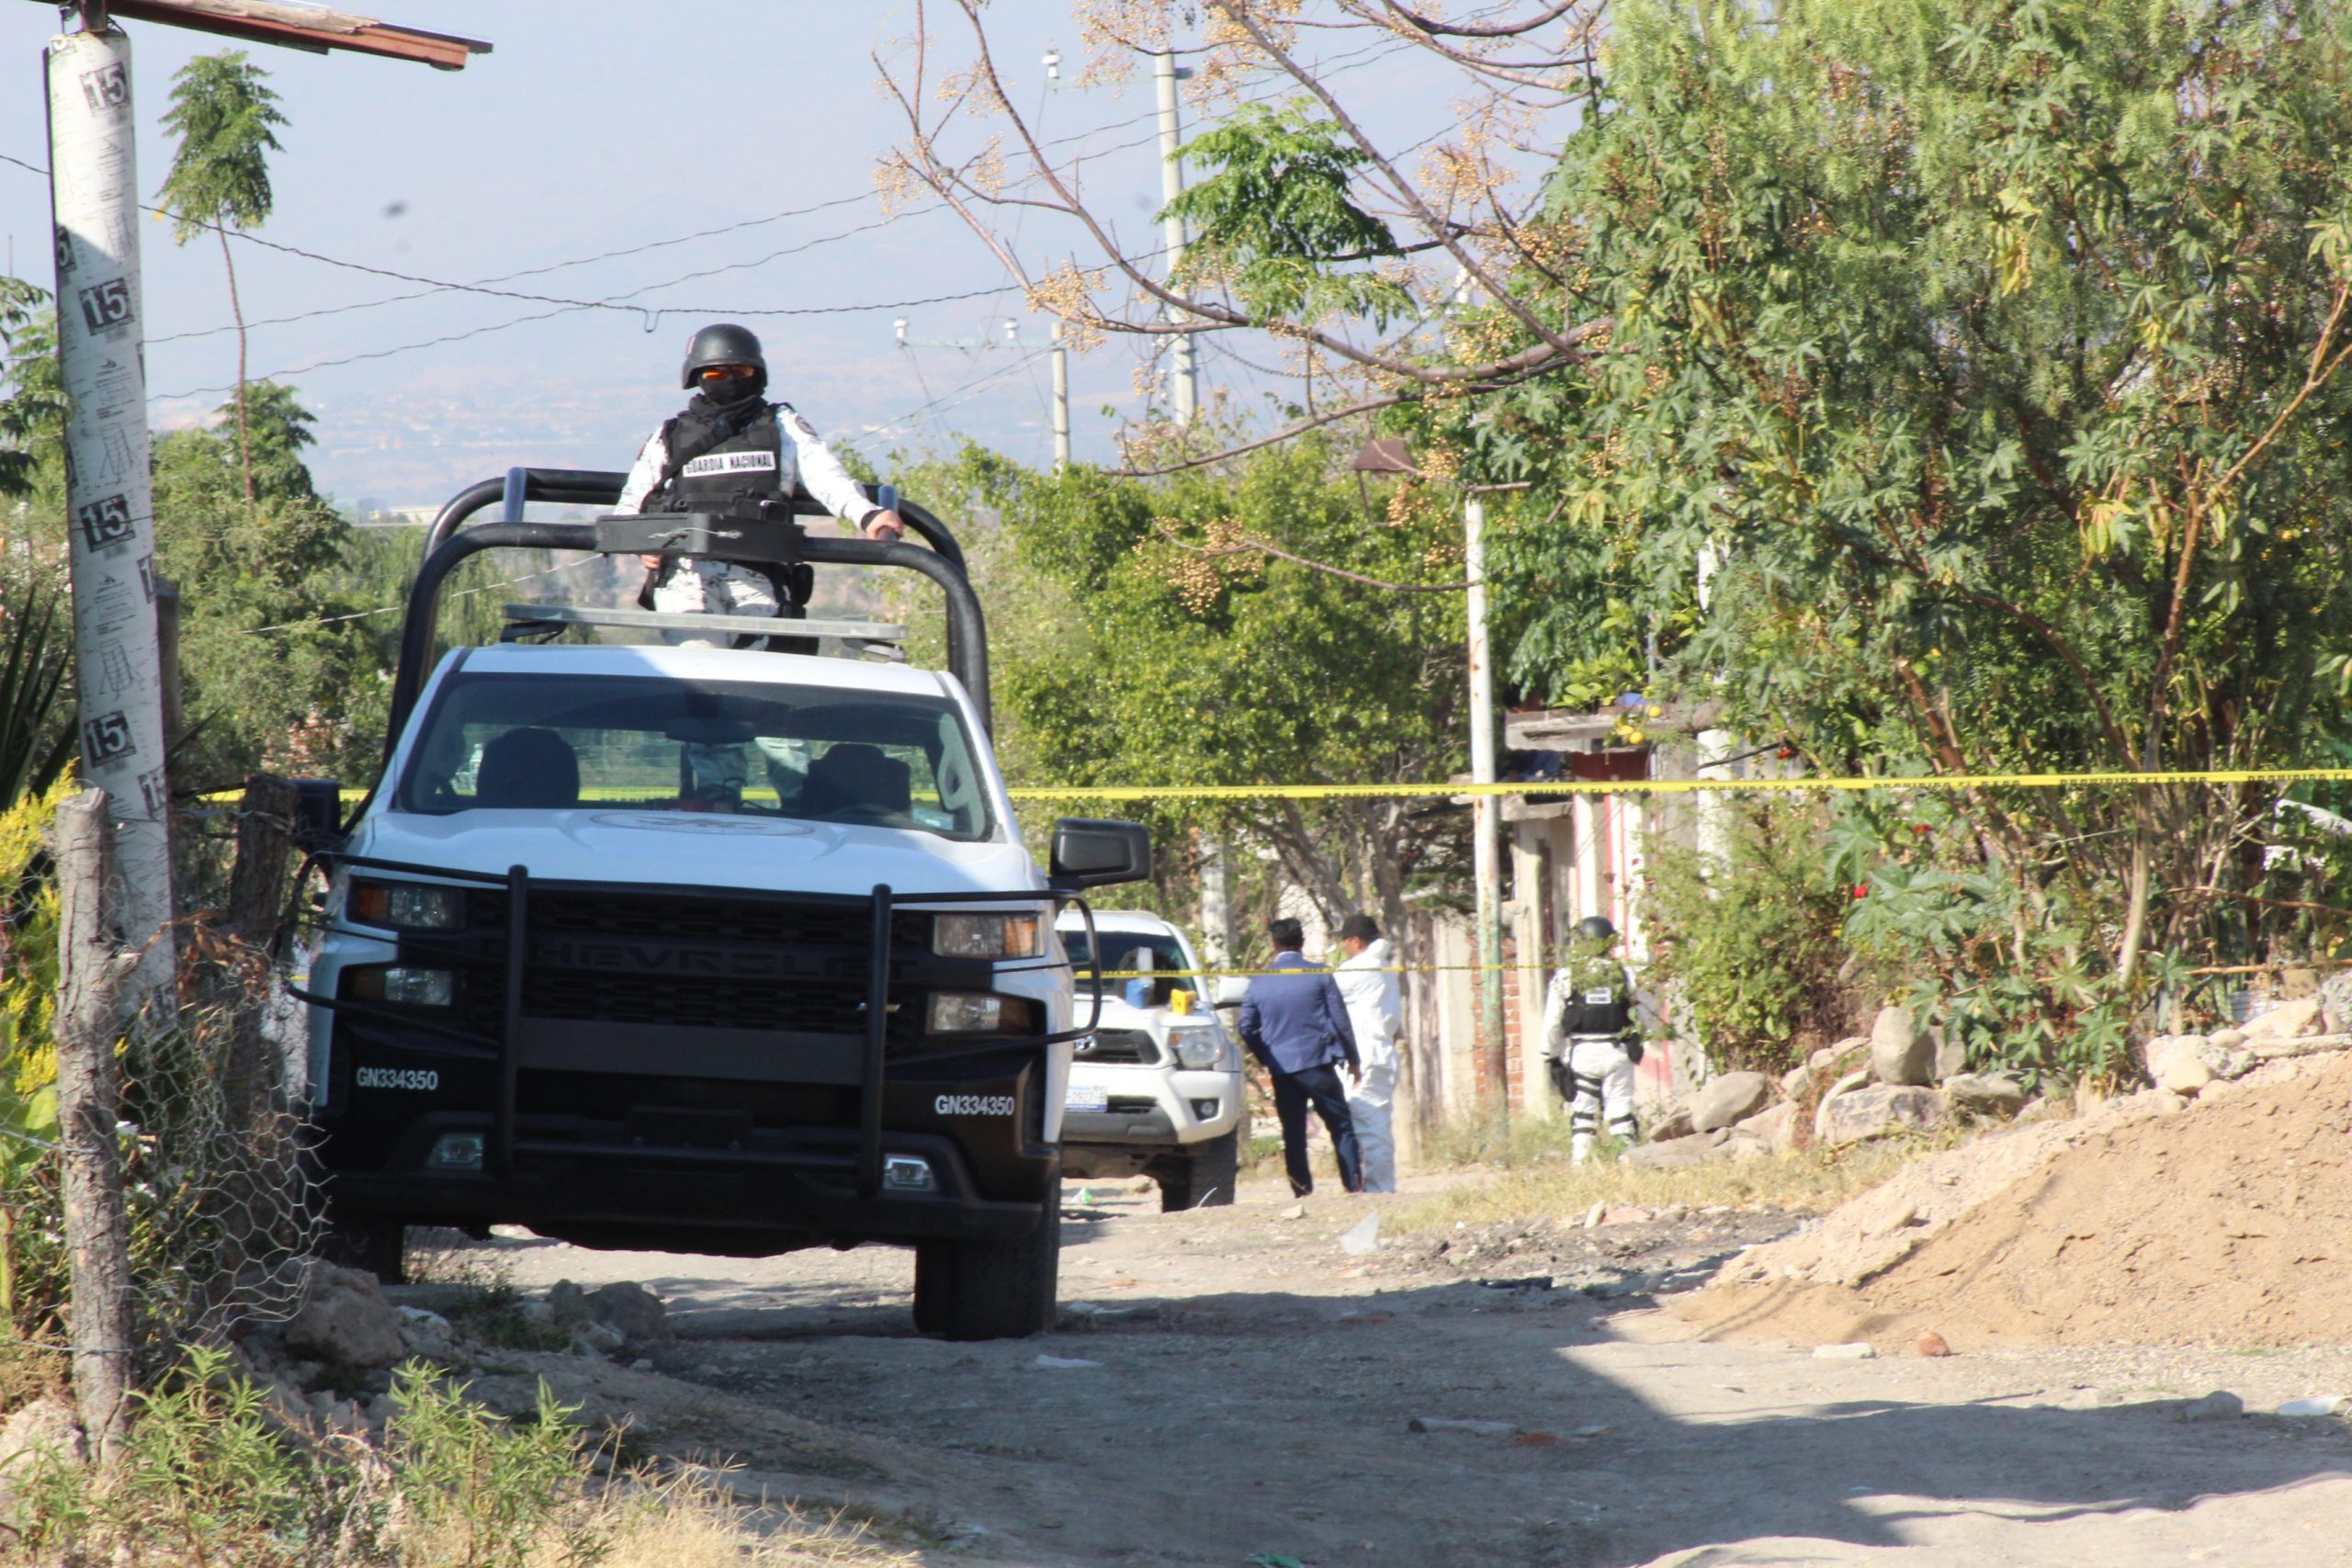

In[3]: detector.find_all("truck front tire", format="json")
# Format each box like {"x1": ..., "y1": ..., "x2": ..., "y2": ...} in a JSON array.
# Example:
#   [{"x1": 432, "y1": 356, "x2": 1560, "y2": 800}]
[
  {"x1": 1153, "y1": 1130, "x2": 1239, "y2": 1213},
  {"x1": 916, "y1": 1178, "x2": 1061, "y2": 1340}
]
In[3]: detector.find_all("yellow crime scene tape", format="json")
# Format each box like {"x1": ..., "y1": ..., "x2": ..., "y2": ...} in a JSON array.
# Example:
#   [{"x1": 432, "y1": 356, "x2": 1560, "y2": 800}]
[
  {"x1": 1005, "y1": 766, "x2": 2352, "y2": 802},
  {"x1": 200, "y1": 764, "x2": 2352, "y2": 808}
]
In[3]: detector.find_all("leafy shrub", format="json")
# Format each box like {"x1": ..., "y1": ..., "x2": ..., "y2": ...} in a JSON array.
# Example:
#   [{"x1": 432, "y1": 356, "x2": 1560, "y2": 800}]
[{"x1": 1643, "y1": 797, "x2": 1874, "y2": 1075}]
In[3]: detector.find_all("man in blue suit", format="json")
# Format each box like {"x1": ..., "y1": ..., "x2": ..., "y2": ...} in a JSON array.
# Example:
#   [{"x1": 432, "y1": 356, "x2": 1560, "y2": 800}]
[{"x1": 1238, "y1": 918, "x2": 1364, "y2": 1197}]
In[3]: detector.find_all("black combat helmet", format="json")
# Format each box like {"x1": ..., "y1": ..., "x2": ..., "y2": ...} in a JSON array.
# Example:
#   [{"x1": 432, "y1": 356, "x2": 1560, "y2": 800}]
[
  {"x1": 1573, "y1": 915, "x2": 1617, "y2": 942},
  {"x1": 680, "y1": 322, "x2": 766, "y2": 389}
]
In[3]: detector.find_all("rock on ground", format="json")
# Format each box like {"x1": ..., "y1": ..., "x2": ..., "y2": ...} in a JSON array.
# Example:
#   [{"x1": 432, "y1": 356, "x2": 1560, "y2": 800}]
[
  {"x1": 0, "y1": 1394, "x2": 85, "y2": 1514},
  {"x1": 2146, "y1": 1035, "x2": 2256, "y2": 1096},
  {"x1": 1943, "y1": 1071, "x2": 2030, "y2": 1117},
  {"x1": 1871, "y1": 1005, "x2": 1935, "y2": 1087},
  {"x1": 286, "y1": 1262, "x2": 405, "y2": 1369},
  {"x1": 1809, "y1": 1036, "x2": 1870, "y2": 1078},
  {"x1": 1692, "y1": 1071, "x2": 1771, "y2": 1133},
  {"x1": 1733, "y1": 1100, "x2": 1799, "y2": 1152},
  {"x1": 2245, "y1": 995, "x2": 2324, "y2": 1041},
  {"x1": 1817, "y1": 1085, "x2": 1946, "y2": 1148},
  {"x1": 1648, "y1": 1101, "x2": 1696, "y2": 1143},
  {"x1": 586, "y1": 1281, "x2": 673, "y2": 1345}
]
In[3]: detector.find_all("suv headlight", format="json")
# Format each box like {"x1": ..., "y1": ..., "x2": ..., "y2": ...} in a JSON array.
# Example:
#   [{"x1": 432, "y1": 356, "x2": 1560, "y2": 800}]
[
  {"x1": 348, "y1": 878, "x2": 466, "y2": 931},
  {"x1": 1167, "y1": 1023, "x2": 1222, "y2": 1069},
  {"x1": 933, "y1": 912, "x2": 1045, "y2": 959}
]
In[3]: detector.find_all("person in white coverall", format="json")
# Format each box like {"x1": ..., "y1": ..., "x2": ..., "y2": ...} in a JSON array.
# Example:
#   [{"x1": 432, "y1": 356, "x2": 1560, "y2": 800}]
[{"x1": 1332, "y1": 912, "x2": 1405, "y2": 1193}]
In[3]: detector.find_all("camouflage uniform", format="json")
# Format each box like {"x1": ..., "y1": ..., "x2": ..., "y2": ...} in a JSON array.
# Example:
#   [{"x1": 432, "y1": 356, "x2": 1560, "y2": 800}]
[{"x1": 1541, "y1": 938, "x2": 1641, "y2": 1164}]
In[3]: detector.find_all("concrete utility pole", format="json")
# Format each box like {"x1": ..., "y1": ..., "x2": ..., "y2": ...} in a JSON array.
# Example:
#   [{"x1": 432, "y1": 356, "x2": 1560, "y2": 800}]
[
  {"x1": 1051, "y1": 319, "x2": 1070, "y2": 471},
  {"x1": 40, "y1": 0, "x2": 486, "y2": 1002},
  {"x1": 45, "y1": 17, "x2": 174, "y2": 998},
  {"x1": 894, "y1": 315, "x2": 1066, "y2": 467},
  {"x1": 1152, "y1": 49, "x2": 1197, "y2": 425},
  {"x1": 1465, "y1": 495, "x2": 1506, "y2": 1110}
]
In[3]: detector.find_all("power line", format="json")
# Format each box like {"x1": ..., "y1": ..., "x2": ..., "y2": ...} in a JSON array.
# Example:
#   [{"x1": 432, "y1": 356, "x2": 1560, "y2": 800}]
[
  {"x1": 148, "y1": 190, "x2": 887, "y2": 346},
  {"x1": 6, "y1": 151, "x2": 979, "y2": 343}
]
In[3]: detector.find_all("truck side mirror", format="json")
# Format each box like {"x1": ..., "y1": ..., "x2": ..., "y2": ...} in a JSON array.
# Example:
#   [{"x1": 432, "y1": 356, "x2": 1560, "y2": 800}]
[
  {"x1": 288, "y1": 778, "x2": 345, "y2": 851},
  {"x1": 1213, "y1": 976, "x2": 1250, "y2": 1009},
  {"x1": 1048, "y1": 818, "x2": 1151, "y2": 889}
]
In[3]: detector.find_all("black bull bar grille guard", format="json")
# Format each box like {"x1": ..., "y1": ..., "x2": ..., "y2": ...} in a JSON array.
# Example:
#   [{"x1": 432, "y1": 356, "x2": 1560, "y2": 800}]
[{"x1": 289, "y1": 851, "x2": 1103, "y2": 1198}]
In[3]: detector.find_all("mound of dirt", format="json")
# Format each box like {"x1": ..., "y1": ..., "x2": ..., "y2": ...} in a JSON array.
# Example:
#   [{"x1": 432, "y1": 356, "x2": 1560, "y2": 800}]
[{"x1": 1683, "y1": 1052, "x2": 2352, "y2": 1350}]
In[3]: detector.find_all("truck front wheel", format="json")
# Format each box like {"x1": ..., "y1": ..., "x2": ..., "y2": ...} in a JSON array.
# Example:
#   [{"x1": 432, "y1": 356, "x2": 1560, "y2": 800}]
[
  {"x1": 1153, "y1": 1130, "x2": 1239, "y2": 1213},
  {"x1": 920, "y1": 1178, "x2": 1061, "y2": 1340}
]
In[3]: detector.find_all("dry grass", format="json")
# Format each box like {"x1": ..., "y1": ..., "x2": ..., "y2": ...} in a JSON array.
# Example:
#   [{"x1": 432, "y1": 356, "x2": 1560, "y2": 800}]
[
  {"x1": 548, "y1": 1472, "x2": 921, "y2": 1568},
  {"x1": 1389, "y1": 1137, "x2": 1939, "y2": 1235}
]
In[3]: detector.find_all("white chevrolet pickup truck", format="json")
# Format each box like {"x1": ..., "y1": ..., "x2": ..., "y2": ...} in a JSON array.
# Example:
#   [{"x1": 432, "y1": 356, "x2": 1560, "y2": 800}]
[
  {"x1": 290, "y1": 466, "x2": 1150, "y2": 1340},
  {"x1": 1054, "y1": 910, "x2": 1244, "y2": 1210}
]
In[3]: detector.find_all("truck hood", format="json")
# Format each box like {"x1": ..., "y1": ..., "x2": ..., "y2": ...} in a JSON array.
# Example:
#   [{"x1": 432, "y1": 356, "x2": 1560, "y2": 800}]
[{"x1": 348, "y1": 809, "x2": 1044, "y2": 899}]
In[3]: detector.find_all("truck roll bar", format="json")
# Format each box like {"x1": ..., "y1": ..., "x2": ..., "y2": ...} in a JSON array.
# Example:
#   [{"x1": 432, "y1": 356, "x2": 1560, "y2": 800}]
[
  {"x1": 423, "y1": 467, "x2": 967, "y2": 572},
  {"x1": 386, "y1": 518, "x2": 992, "y2": 751}
]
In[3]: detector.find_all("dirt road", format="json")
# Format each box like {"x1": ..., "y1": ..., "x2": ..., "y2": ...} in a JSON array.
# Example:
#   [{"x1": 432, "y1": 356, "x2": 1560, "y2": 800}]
[{"x1": 413, "y1": 1172, "x2": 2352, "y2": 1567}]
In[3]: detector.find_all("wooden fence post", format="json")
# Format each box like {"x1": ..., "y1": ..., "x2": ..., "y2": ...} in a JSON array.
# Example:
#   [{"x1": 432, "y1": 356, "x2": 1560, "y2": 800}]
[
  {"x1": 223, "y1": 773, "x2": 298, "y2": 951},
  {"x1": 52, "y1": 790, "x2": 141, "y2": 1468}
]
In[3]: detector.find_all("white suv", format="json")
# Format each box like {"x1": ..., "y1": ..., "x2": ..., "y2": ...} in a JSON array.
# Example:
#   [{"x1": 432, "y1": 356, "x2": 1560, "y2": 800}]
[{"x1": 1055, "y1": 911, "x2": 1244, "y2": 1210}]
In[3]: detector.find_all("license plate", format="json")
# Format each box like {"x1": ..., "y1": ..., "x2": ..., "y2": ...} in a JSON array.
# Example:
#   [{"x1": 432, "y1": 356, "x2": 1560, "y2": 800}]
[{"x1": 1064, "y1": 1087, "x2": 1108, "y2": 1113}]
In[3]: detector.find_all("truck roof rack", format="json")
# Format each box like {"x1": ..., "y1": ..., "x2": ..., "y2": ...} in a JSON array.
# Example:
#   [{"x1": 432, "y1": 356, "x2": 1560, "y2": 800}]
[
  {"x1": 500, "y1": 602, "x2": 909, "y2": 659},
  {"x1": 388, "y1": 466, "x2": 989, "y2": 757}
]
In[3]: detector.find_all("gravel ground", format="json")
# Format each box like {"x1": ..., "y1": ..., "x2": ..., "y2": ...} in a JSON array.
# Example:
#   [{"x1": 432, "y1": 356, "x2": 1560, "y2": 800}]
[{"x1": 401, "y1": 1169, "x2": 2352, "y2": 1567}]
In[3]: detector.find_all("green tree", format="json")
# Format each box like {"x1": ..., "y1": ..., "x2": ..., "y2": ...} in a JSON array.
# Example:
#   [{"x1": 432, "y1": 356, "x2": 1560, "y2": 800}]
[
  {"x1": 1467, "y1": 0, "x2": 2352, "y2": 1072},
  {"x1": 904, "y1": 440, "x2": 1472, "y2": 935},
  {"x1": 157, "y1": 51, "x2": 288, "y2": 516},
  {"x1": 0, "y1": 278, "x2": 59, "y2": 505}
]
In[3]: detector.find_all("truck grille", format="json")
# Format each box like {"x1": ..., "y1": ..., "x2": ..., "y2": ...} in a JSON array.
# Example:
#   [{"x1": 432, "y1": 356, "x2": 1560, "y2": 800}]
[
  {"x1": 1079, "y1": 1028, "x2": 1160, "y2": 1066},
  {"x1": 453, "y1": 888, "x2": 935, "y2": 1044},
  {"x1": 472, "y1": 888, "x2": 929, "y2": 950}
]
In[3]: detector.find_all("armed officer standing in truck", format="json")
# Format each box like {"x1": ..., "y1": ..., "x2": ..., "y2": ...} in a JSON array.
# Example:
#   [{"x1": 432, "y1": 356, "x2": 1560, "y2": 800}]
[
  {"x1": 618, "y1": 321, "x2": 906, "y2": 637},
  {"x1": 1541, "y1": 915, "x2": 1644, "y2": 1165},
  {"x1": 617, "y1": 323, "x2": 912, "y2": 807}
]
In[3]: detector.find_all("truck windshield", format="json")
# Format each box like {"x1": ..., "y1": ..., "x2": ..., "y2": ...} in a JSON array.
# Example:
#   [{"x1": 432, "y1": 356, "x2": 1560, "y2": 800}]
[
  {"x1": 1060, "y1": 929, "x2": 1200, "y2": 1006},
  {"x1": 395, "y1": 671, "x2": 993, "y2": 840}
]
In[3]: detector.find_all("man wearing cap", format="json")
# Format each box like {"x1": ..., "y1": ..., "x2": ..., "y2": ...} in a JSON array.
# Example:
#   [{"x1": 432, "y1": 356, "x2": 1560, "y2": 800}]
[
  {"x1": 1237, "y1": 917, "x2": 1363, "y2": 1198},
  {"x1": 617, "y1": 321, "x2": 905, "y2": 637},
  {"x1": 1332, "y1": 913, "x2": 1404, "y2": 1193}
]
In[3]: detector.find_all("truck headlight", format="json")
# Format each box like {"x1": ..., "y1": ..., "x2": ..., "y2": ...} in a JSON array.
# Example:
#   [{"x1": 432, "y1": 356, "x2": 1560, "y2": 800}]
[
  {"x1": 932, "y1": 912, "x2": 1045, "y2": 959},
  {"x1": 348, "y1": 879, "x2": 466, "y2": 931},
  {"x1": 345, "y1": 965, "x2": 456, "y2": 1007},
  {"x1": 925, "y1": 992, "x2": 1039, "y2": 1034},
  {"x1": 1168, "y1": 1024, "x2": 1222, "y2": 1069}
]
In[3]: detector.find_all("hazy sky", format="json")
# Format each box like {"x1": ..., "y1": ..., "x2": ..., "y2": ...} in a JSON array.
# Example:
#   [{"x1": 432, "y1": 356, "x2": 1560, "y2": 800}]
[{"x1": 1, "y1": 2, "x2": 1450, "y2": 510}]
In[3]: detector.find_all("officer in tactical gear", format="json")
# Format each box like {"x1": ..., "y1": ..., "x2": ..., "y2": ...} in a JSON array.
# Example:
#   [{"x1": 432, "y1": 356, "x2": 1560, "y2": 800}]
[
  {"x1": 1541, "y1": 914, "x2": 1644, "y2": 1165},
  {"x1": 616, "y1": 324, "x2": 907, "y2": 809},
  {"x1": 616, "y1": 322, "x2": 905, "y2": 642}
]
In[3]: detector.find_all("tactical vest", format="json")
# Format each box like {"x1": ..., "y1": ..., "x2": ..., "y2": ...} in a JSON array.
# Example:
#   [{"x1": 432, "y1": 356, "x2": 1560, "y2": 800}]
[
  {"x1": 644, "y1": 402, "x2": 797, "y2": 514},
  {"x1": 1555, "y1": 956, "x2": 1635, "y2": 1035}
]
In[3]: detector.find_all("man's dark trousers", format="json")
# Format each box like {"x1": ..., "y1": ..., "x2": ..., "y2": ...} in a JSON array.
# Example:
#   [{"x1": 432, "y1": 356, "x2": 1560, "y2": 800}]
[{"x1": 1272, "y1": 1063, "x2": 1363, "y2": 1197}]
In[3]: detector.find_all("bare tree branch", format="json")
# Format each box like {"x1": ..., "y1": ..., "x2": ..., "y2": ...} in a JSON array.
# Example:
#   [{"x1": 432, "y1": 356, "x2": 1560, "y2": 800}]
[{"x1": 1159, "y1": 529, "x2": 1473, "y2": 592}]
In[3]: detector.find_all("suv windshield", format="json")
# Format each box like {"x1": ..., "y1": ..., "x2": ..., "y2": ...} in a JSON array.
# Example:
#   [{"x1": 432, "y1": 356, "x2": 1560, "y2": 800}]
[
  {"x1": 1060, "y1": 928, "x2": 1199, "y2": 1006},
  {"x1": 396, "y1": 671, "x2": 993, "y2": 840}
]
